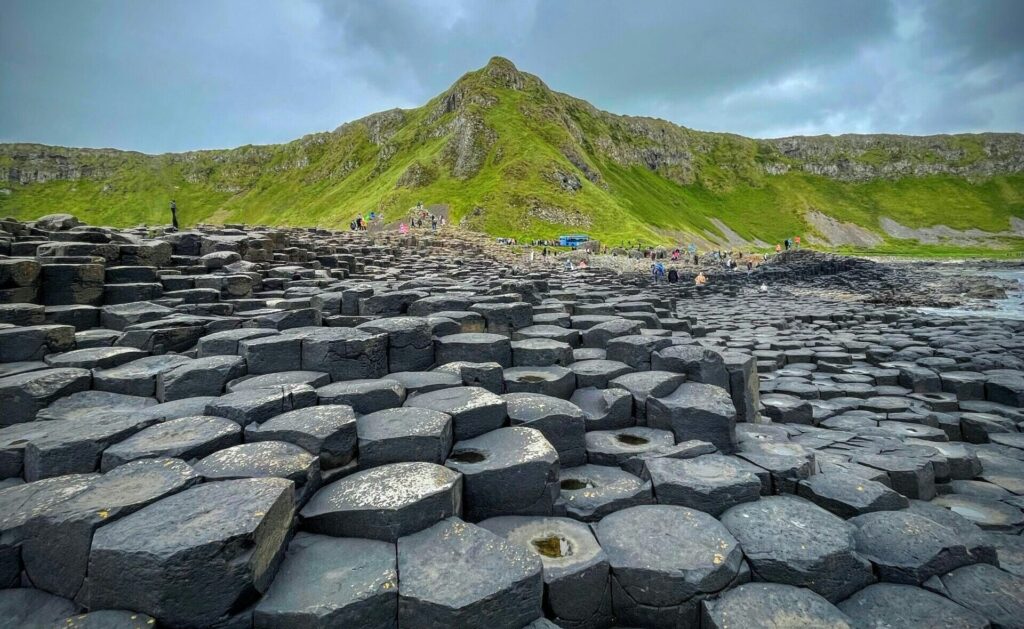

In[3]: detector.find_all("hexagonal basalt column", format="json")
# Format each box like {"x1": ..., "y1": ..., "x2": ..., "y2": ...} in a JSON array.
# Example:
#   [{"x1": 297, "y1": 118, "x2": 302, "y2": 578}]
[
  {"x1": 357, "y1": 407, "x2": 453, "y2": 467},
  {"x1": 646, "y1": 454, "x2": 761, "y2": 516},
  {"x1": 559, "y1": 464, "x2": 652, "y2": 522},
  {"x1": 234, "y1": 332, "x2": 300, "y2": 374},
  {"x1": 514, "y1": 324, "x2": 581, "y2": 347},
  {"x1": 470, "y1": 301, "x2": 533, "y2": 336},
  {"x1": 357, "y1": 316, "x2": 435, "y2": 372},
  {"x1": 194, "y1": 441, "x2": 321, "y2": 504},
  {"x1": 244, "y1": 405, "x2": 357, "y2": 469},
  {"x1": 568, "y1": 359, "x2": 634, "y2": 390},
  {"x1": 504, "y1": 392, "x2": 587, "y2": 467},
  {"x1": 703, "y1": 583, "x2": 853, "y2": 629},
  {"x1": 298, "y1": 327, "x2": 388, "y2": 382},
  {"x1": 301, "y1": 461, "x2": 461, "y2": 541},
  {"x1": 595, "y1": 505, "x2": 744, "y2": 628},
  {"x1": 647, "y1": 382, "x2": 738, "y2": 454},
  {"x1": 0, "y1": 368, "x2": 92, "y2": 426},
  {"x1": 511, "y1": 338, "x2": 574, "y2": 367},
  {"x1": 404, "y1": 386, "x2": 507, "y2": 441},
  {"x1": 155, "y1": 356, "x2": 246, "y2": 402},
  {"x1": 81, "y1": 478, "x2": 295, "y2": 628},
  {"x1": 606, "y1": 334, "x2": 673, "y2": 371},
  {"x1": 317, "y1": 378, "x2": 406, "y2": 415},
  {"x1": 737, "y1": 441, "x2": 816, "y2": 494},
  {"x1": 43, "y1": 347, "x2": 147, "y2": 370},
  {"x1": 35, "y1": 390, "x2": 155, "y2": 421},
  {"x1": 721, "y1": 496, "x2": 875, "y2": 601},
  {"x1": 227, "y1": 370, "x2": 330, "y2": 393},
  {"x1": 838, "y1": 583, "x2": 988, "y2": 629},
  {"x1": 204, "y1": 386, "x2": 318, "y2": 426},
  {"x1": 585, "y1": 427, "x2": 675, "y2": 467},
  {"x1": 796, "y1": 472, "x2": 908, "y2": 518},
  {"x1": 927, "y1": 564, "x2": 1024, "y2": 629},
  {"x1": 92, "y1": 354, "x2": 192, "y2": 397},
  {"x1": 848, "y1": 510, "x2": 975, "y2": 584},
  {"x1": 387, "y1": 370, "x2": 462, "y2": 395},
  {"x1": 254, "y1": 533, "x2": 397, "y2": 629},
  {"x1": 652, "y1": 344, "x2": 731, "y2": 390},
  {"x1": 100, "y1": 415, "x2": 241, "y2": 471},
  {"x1": 569, "y1": 387, "x2": 634, "y2": 431},
  {"x1": 445, "y1": 426, "x2": 560, "y2": 521},
  {"x1": 580, "y1": 318, "x2": 642, "y2": 349},
  {"x1": 479, "y1": 516, "x2": 612, "y2": 629},
  {"x1": 20, "y1": 458, "x2": 199, "y2": 599},
  {"x1": 609, "y1": 371, "x2": 685, "y2": 424},
  {"x1": 435, "y1": 333, "x2": 512, "y2": 368},
  {"x1": 503, "y1": 366, "x2": 576, "y2": 399},
  {"x1": 432, "y1": 361, "x2": 505, "y2": 394},
  {"x1": 397, "y1": 517, "x2": 543, "y2": 629}
]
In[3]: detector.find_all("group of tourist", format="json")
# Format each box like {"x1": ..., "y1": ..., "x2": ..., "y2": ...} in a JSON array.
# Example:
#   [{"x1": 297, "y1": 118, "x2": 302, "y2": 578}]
[
  {"x1": 775, "y1": 235, "x2": 802, "y2": 253},
  {"x1": 649, "y1": 262, "x2": 687, "y2": 285},
  {"x1": 349, "y1": 212, "x2": 384, "y2": 231},
  {"x1": 563, "y1": 257, "x2": 588, "y2": 270},
  {"x1": 396, "y1": 204, "x2": 447, "y2": 234}
]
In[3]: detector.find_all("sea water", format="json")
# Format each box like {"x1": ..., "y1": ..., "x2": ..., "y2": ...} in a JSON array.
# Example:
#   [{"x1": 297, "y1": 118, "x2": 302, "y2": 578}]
[{"x1": 918, "y1": 269, "x2": 1024, "y2": 320}]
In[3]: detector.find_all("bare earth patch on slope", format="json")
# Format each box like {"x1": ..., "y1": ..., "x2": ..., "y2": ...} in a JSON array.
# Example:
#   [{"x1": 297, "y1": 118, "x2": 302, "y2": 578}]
[
  {"x1": 806, "y1": 211, "x2": 884, "y2": 247},
  {"x1": 708, "y1": 218, "x2": 771, "y2": 249},
  {"x1": 880, "y1": 217, "x2": 1024, "y2": 245}
]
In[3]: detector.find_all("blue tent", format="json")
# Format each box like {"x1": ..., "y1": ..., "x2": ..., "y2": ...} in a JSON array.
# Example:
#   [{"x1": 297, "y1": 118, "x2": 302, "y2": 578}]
[{"x1": 558, "y1": 234, "x2": 590, "y2": 247}]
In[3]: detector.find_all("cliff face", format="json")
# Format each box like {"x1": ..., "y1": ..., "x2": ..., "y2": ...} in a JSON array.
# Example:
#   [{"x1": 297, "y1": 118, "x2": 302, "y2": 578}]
[
  {"x1": 1, "y1": 145, "x2": 137, "y2": 184},
  {"x1": 2, "y1": 57, "x2": 1023, "y2": 250},
  {"x1": 765, "y1": 133, "x2": 1024, "y2": 181}
]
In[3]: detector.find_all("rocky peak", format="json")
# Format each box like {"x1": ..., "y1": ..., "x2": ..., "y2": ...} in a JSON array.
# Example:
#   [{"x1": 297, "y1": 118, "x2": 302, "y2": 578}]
[{"x1": 481, "y1": 56, "x2": 538, "y2": 92}]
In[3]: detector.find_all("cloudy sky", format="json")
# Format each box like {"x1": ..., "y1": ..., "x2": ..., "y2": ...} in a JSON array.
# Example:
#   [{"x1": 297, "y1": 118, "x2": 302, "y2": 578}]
[{"x1": 2, "y1": 0, "x2": 1022, "y2": 154}]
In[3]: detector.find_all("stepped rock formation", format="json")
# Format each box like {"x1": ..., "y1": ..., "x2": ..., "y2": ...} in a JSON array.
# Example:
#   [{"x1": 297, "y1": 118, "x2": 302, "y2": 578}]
[{"x1": 1, "y1": 215, "x2": 1023, "y2": 627}]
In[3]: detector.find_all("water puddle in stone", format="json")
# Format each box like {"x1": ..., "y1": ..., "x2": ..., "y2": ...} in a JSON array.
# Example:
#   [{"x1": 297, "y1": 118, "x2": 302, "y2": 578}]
[
  {"x1": 532, "y1": 535, "x2": 573, "y2": 558},
  {"x1": 948, "y1": 503, "x2": 992, "y2": 523},
  {"x1": 616, "y1": 434, "x2": 649, "y2": 446},
  {"x1": 517, "y1": 375, "x2": 547, "y2": 383},
  {"x1": 560, "y1": 478, "x2": 593, "y2": 491},
  {"x1": 449, "y1": 450, "x2": 486, "y2": 463}
]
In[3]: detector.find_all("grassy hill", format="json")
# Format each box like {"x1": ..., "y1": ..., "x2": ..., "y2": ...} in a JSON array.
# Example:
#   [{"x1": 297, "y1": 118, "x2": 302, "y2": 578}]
[{"x1": 2, "y1": 57, "x2": 1023, "y2": 254}]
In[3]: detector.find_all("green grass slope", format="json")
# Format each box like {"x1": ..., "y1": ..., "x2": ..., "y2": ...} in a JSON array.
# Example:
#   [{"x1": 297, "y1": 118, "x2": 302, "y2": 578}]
[{"x1": 2, "y1": 57, "x2": 1023, "y2": 254}]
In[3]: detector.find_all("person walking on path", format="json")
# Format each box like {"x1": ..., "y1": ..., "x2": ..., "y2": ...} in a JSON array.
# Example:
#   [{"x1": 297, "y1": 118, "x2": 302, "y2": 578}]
[{"x1": 170, "y1": 200, "x2": 179, "y2": 230}]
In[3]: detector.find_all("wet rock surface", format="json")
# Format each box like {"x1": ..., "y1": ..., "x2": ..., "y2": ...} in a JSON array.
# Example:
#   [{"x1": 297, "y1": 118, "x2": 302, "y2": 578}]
[{"x1": 0, "y1": 219, "x2": 1022, "y2": 627}]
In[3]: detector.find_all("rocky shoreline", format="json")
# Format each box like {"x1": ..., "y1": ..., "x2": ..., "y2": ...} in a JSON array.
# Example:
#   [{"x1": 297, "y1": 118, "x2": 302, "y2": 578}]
[{"x1": 0, "y1": 214, "x2": 1022, "y2": 628}]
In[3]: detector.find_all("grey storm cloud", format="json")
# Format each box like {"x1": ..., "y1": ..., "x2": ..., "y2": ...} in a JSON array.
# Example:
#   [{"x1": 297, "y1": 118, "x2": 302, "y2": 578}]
[{"x1": 1, "y1": 0, "x2": 1022, "y2": 153}]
